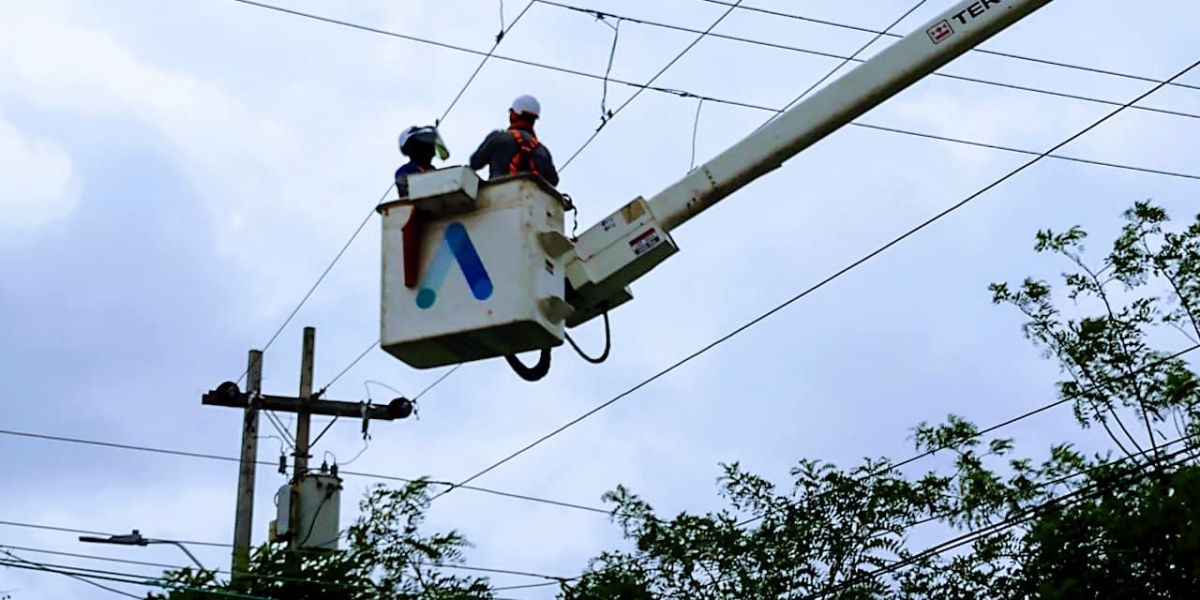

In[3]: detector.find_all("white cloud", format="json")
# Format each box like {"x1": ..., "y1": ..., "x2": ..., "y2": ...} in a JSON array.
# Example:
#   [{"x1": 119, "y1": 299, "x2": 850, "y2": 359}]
[
  {"x1": 0, "y1": 3, "x2": 392, "y2": 314},
  {"x1": 0, "y1": 112, "x2": 78, "y2": 230}
]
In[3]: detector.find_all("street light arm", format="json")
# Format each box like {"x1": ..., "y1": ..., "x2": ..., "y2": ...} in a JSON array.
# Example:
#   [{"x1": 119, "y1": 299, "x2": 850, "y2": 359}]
[
  {"x1": 149, "y1": 540, "x2": 206, "y2": 570},
  {"x1": 78, "y1": 531, "x2": 206, "y2": 570}
]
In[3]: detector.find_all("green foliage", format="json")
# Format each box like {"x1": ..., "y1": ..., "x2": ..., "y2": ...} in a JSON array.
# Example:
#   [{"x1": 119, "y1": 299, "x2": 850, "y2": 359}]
[
  {"x1": 567, "y1": 203, "x2": 1200, "y2": 599},
  {"x1": 990, "y1": 201, "x2": 1200, "y2": 454},
  {"x1": 1016, "y1": 464, "x2": 1200, "y2": 598},
  {"x1": 149, "y1": 480, "x2": 491, "y2": 600}
]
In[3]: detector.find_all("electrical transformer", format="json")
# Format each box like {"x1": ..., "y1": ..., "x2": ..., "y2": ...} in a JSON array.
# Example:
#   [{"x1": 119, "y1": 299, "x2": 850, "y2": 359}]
[{"x1": 273, "y1": 473, "x2": 341, "y2": 550}]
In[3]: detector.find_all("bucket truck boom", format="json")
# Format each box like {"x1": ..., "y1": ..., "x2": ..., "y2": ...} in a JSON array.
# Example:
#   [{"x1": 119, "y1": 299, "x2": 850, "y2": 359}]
[
  {"x1": 378, "y1": 0, "x2": 1053, "y2": 370},
  {"x1": 563, "y1": 0, "x2": 1053, "y2": 325}
]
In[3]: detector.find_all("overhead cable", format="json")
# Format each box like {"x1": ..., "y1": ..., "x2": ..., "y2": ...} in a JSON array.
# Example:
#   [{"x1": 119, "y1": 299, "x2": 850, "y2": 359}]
[
  {"x1": 797, "y1": 441, "x2": 1200, "y2": 599},
  {"x1": 1, "y1": 534, "x2": 571, "y2": 586},
  {"x1": 439, "y1": 0, "x2": 536, "y2": 124},
  {"x1": 1, "y1": 548, "x2": 140, "y2": 599},
  {"x1": 233, "y1": 182, "x2": 393, "y2": 386},
  {"x1": 558, "y1": 0, "x2": 744, "y2": 170},
  {"x1": 429, "y1": 56, "x2": 1200, "y2": 499},
  {"x1": 778, "y1": 0, "x2": 929, "y2": 115},
  {"x1": 0, "y1": 551, "x2": 271, "y2": 599},
  {"x1": 562, "y1": 374, "x2": 1200, "y2": 587},
  {"x1": 539, "y1": 0, "x2": 1200, "y2": 123},
  {"x1": 0, "y1": 543, "x2": 377, "y2": 593},
  {"x1": 0, "y1": 429, "x2": 607, "y2": 515},
  {"x1": 217, "y1": 0, "x2": 1200, "y2": 183},
  {"x1": 695, "y1": 0, "x2": 1200, "y2": 93}
]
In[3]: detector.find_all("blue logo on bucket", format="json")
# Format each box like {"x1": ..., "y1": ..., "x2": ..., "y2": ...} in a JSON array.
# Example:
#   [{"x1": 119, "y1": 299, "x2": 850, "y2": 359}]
[{"x1": 416, "y1": 222, "x2": 494, "y2": 309}]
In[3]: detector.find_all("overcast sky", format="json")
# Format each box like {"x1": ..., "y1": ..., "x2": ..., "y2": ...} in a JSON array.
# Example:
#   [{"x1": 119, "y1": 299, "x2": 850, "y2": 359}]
[{"x1": 2, "y1": 0, "x2": 1199, "y2": 597}]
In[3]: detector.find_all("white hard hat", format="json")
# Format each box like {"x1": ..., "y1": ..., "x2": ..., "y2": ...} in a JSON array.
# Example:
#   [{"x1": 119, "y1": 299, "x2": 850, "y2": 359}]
[{"x1": 510, "y1": 94, "x2": 541, "y2": 117}]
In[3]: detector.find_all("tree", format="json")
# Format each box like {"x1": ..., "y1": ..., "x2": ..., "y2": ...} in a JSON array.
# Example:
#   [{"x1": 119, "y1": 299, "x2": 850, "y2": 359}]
[
  {"x1": 564, "y1": 202, "x2": 1200, "y2": 599},
  {"x1": 989, "y1": 200, "x2": 1200, "y2": 460},
  {"x1": 150, "y1": 480, "x2": 493, "y2": 599},
  {"x1": 1012, "y1": 463, "x2": 1200, "y2": 599}
]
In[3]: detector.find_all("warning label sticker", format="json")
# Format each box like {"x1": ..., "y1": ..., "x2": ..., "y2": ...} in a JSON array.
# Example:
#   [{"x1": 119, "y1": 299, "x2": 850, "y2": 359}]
[
  {"x1": 629, "y1": 228, "x2": 662, "y2": 256},
  {"x1": 928, "y1": 20, "x2": 954, "y2": 44}
]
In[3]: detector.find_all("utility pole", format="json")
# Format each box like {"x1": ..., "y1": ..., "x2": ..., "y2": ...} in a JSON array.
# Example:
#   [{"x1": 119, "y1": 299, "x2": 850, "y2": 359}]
[
  {"x1": 231, "y1": 349, "x2": 262, "y2": 579},
  {"x1": 203, "y1": 327, "x2": 414, "y2": 566},
  {"x1": 291, "y1": 327, "x2": 315, "y2": 556}
]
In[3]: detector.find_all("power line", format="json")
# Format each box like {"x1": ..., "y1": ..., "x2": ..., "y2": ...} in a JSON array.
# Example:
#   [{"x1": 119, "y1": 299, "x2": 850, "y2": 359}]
[
  {"x1": 439, "y1": 0, "x2": 536, "y2": 124},
  {"x1": 686, "y1": 432, "x2": 1200, "y2": 595},
  {"x1": 0, "y1": 541, "x2": 569, "y2": 590},
  {"x1": 312, "y1": 352, "x2": 461, "y2": 452},
  {"x1": 1, "y1": 548, "x2": 140, "y2": 599},
  {"x1": 233, "y1": 182, "x2": 393, "y2": 387},
  {"x1": 535, "y1": 0, "x2": 842, "y2": 60},
  {"x1": 883, "y1": 350, "x2": 1200, "y2": 478},
  {"x1": 0, "y1": 520, "x2": 225, "y2": 549},
  {"x1": 215, "y1": 0, "x2": 1200, "y2": 185},
  {"x1": 848, "y1": 121, "x2": 1200, "y2": 182},
  {"x1": 0, "y1": 550, "x2": 274, "y2": 599},
  {"x1": 414, "y1": 364, "x2": 463, "y2": 401},
  {"x1": 777, "y1": 0, "x2": 929, "y2": 115},
  {"x1": 0, "y1": 531, "x2": 575, "y2": 592},
  {"x1": 543, "y1": 343, "x2": 1200, "y2": 588},
  {"x1": 439, "y1": 562, "x2": 567, "y2": 582},
  {"x1": 316, "y1": 333, "x2": 465, "y2": 401},
  {"x1": 318, "y1": 337, "x2": 380, "y2": 394},
  {"x1": 218, "y1": 0, "x2": 1200, "y2": 187},
  {"x1": 0, "y1": 543, "x2": 342, "y2": 592},
  {"x1": 894, "y1": 430, "x2": 1200, "y2": 533},
  {"x1": 695, "y1": 0, "x2": 1200, "y2": 93},
  {"x1": 540, "y1": 0, "x2": 1200, "y2": 123},
  {"x1": 219, "y1": 0, "x2": 1200, "y2": 127},
  {"x1": 263, "y1": 410, "x2": 296, "y2": 452},
  {"x1": 317, "y1": 338, "x2": 462, "y2": 401},
  {"x1": 797, "y1": 440, "x2": 1200, "y2": 599},
  {"x1": 430, "y1": 55, "x2": 1200, "y2": 501},
  {"x1": 0, "y1": 557, "x2": 271, "y2": 599},
  {"x1": 493, "y1": 579, "x2": 562, "y2": 592},
  {"x1": 0, "y1": 559, "x2": 146, "y2": 594},
  {"x1": 558, "y1": 0, "x2": 744, "y2": 170},
  {"x1": 2, "y1": 543, "x2": 193, "y2": 572},
  {"x1": 0, "y1": 428, "x2": 608, "y2": 516}
]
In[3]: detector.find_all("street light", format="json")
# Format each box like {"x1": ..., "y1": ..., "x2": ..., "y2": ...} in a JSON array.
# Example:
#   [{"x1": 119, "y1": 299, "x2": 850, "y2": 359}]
[{"x1": 79, "y1": 530, "x2": 207, "y2": 570}]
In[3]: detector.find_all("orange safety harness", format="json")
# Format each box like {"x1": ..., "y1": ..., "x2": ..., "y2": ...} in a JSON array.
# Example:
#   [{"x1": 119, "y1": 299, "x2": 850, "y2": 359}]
[{"x1": 507, "y1": 127, "x2": 541, "y2": 178}]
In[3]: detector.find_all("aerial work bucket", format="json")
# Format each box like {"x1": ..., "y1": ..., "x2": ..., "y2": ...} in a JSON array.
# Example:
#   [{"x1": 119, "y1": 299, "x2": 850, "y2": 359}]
[{"x1": 378, "y1": 168, "x2": 574, "y2": 369}]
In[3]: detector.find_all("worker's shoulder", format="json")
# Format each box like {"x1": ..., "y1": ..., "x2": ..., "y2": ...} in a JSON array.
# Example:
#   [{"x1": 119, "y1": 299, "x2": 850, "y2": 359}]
[
  {"x1": 476, "y1": 129, "x2": 512, "y2": 148},
  {"x1": 395, "y1": 162, "x2": 422, "y2": 177}
]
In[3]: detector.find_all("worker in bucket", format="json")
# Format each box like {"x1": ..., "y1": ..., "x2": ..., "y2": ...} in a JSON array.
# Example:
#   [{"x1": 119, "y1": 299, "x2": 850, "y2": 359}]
[
  {"x1": 395, "y1": 125, "x2": 449, "y2": 197},
  {"x1": 469, "y1": 95, "x2": 560, "y2": 187}
]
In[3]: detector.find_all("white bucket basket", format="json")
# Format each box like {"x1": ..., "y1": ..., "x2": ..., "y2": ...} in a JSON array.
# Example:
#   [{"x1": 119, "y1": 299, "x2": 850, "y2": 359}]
[{"x1": 378, "y1": 168, "x2": 574, "y2": 369}]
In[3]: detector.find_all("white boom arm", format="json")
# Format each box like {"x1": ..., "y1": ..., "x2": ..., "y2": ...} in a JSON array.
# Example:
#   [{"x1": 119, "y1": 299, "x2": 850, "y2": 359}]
[{"x1": 563, "y1": 0, "x2": 1052, "y2": 326}]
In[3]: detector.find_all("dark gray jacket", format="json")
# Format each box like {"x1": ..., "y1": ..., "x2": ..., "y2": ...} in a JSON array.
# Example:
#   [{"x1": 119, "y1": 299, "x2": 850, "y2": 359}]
[{"x1": 469, "y1": 128, "x2": 560, "y2": 187}]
